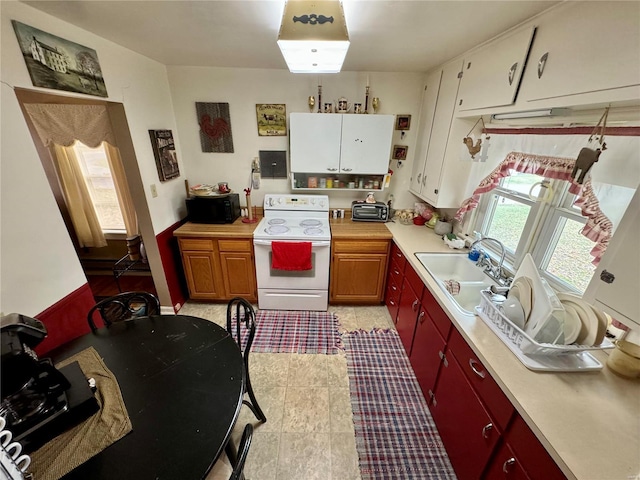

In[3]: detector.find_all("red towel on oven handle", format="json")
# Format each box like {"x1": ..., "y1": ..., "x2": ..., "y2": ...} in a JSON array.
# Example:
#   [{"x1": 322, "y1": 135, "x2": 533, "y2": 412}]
[{"x1": 271, "y1": 241, "x2": 313, "y2": 271}]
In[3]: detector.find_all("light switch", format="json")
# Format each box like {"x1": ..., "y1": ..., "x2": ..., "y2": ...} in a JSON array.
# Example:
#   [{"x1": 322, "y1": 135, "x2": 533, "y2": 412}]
[{"x1": 150, "y1": 184, "x2": 158, "y2": 197}]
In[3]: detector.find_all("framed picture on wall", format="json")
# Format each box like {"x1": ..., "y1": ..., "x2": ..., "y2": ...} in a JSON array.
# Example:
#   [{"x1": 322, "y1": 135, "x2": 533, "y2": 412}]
[
  {"x1": 256, "y1": 104, "x2": 287, "y2": 136},
  {"x1": 11, "y1": 20, "x2": 108, "y2": 97},
  {"x1": 149, "y1": 130, "x2": 180, "y2": 182},
  {"x1": 392, "y1": 145, "x2": 408, "y2": 160},
  {"x1": 395, "y1": 115, "x2": 411, "y2": 131}
]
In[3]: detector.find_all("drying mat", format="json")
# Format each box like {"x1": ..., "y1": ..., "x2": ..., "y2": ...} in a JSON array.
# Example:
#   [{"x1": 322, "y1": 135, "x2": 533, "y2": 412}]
[
  {"x1": 248, "y1": 310, "x2": 342, "y2": 354},
  {"x1": 29, "y1": 347, "x2": 132, "y2": 480},
  {"x1": 344, "y1": 329, "x2": 456, "y2": 480}
]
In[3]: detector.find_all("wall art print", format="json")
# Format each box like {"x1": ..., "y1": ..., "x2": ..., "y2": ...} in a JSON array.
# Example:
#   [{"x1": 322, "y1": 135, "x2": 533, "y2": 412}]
[
  {"x1": 12, "y1": 20, "x2": 108, "y2": 97},
  {"x1": 149, "y1": 130, "x2": 180, "y2": 182},
  {"x1": 196, "y1": 102, "x2": 234, "y2": 153},
  {"x1": 256, "y1": 104, "x2": 287, "y2": 136}
]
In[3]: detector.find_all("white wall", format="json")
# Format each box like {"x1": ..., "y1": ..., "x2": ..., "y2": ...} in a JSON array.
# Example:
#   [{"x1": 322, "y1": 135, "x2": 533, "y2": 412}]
[
  {"x1": 0, "y1": 1, "x2": 183, "y2": 313},
  {"x1": 167, "y1": 67, "x2": 425, "y2": 210}
]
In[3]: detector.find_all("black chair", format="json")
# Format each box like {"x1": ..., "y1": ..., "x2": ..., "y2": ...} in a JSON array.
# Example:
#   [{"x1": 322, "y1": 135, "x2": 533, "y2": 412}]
[
  {"x1": 229, "y1": 423, "x2": 253, "y2": 480},
  {"x1": 87, "y1": 291, "x2": 160, "y2": 331},
  {"x1": 226, "y1": 297, "x2": 267, "y2": 423}
]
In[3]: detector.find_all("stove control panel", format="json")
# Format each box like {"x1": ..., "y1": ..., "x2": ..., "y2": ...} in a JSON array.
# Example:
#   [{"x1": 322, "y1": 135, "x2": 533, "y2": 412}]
[{"x1": 264, "y1": 194, "x2": 329, "y2": 211}]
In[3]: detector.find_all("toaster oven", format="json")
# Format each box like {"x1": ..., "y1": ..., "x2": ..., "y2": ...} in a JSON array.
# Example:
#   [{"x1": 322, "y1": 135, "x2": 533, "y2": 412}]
[{"x1": 351, "y1": 201, "x2": 389, "y2": 222}]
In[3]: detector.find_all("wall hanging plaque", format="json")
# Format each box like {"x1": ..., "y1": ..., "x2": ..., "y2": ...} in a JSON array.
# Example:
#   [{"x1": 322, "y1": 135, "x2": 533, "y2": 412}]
[
  {"x1": 196, "y1": 102, "x2": 234, "y2": 153},
  {"x1": 12, "y1": 20, "x2": 108, "y2": 97},
  {"x1": 149, "y1": 130, "x2": 180, "y2": 182},
  {"x1": 256, "y1": 104, "x2": 287, "y2": 136}
]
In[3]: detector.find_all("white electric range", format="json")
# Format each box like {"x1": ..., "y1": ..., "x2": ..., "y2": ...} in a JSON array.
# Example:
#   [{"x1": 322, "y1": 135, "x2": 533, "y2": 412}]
[{"x1": 253, "y1": 194, "x2": 331, "y2": 311}]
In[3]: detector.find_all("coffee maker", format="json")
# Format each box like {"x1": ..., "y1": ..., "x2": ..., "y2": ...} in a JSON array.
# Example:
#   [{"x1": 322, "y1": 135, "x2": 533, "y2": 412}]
[{"x1": 0, "y1": 314, "x2": 98, "y2": 452}]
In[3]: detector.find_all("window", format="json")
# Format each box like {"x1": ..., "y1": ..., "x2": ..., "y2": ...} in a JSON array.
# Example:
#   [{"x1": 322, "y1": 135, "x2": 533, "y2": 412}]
[
  {"x1": 474, "y1": 171, "x2": 595, "y2": 293},
  {"x1": 72, "y1": 142, "x2": 125, "y2": 232}
]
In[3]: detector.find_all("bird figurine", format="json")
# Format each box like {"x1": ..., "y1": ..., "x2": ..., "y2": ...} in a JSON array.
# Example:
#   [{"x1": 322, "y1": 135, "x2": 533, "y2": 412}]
[{"x1": 463, "y1": 136, "x2": 482, "y2": 159}]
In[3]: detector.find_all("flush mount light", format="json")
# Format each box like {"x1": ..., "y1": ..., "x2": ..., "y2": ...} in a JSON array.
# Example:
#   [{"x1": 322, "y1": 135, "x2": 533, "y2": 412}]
[
  {"x1": 277, "y1": 0, "x2": 350, "y2": 73},
  {"x1": 492, "y1": 108, "x2": 570, "y2": 120}
]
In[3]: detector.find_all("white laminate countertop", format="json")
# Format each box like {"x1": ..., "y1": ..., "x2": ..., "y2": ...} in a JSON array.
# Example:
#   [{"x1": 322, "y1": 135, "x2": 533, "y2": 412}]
[{"x1": 385, "y1": 221, "x2": 640, "y2": 480}]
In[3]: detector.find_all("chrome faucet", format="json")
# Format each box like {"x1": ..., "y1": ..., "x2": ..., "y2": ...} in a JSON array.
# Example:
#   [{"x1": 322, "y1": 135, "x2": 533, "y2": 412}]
[{"x1": 470, "y1": 237, "x2": 511, "y2": 286}]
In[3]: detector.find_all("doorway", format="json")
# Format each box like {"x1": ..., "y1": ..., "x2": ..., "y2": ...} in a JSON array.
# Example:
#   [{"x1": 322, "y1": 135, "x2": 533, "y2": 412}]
[{"x1": 15, "y1": 88, "x2": 157, "y2": 301}]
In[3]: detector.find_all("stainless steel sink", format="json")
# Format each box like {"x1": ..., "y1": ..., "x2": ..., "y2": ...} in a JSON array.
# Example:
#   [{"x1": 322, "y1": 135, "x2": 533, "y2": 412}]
[{"x1": 415, "y1": 253, "x2": 497, "y2": 316}]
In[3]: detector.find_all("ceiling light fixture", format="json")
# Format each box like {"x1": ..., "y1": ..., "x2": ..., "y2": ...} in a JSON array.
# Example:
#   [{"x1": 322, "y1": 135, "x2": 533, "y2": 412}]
[
  {"x1": 492, "y1": 108, "x2": 570, "y2": 120},
  {"x1": 277, "y1": 0, "x2": 350, "y2": 74}
]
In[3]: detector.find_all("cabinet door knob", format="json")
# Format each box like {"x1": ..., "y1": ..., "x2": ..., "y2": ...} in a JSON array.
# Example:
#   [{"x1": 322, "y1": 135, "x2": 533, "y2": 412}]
[
  {"x1": 469, "y1": 358, "x2": 486, "y2": 378},
  {"x1": 412, "y1": 299, "x2": 419, "y2": 311},
  {"x1": 417, "y1": 173, "x2": 422, "y2": 184},
  {"x1": 341, "y1": 167, "x2": 353, "y2": 172},
  {"x1": 502, "y1": 457, "x2": 516, "y2": 473},
  {"x1": 327, "y1": 167, "x2": 338, "y2": 171},
  {"x1": 482, "y1": 422, "x2": 493, "y2": 439},
  {"x1": 538, "y1": 52, "x2": 549, "y2": 79},
  {"x1": 600, "y1": 269, "x2": 615, "y2": 284},
  {"x1": 508, "y1": 62, "x2": 518, "y2": 85},
  {"x1": 418, "y1": 311, "x2": 426, "y2": 324}
]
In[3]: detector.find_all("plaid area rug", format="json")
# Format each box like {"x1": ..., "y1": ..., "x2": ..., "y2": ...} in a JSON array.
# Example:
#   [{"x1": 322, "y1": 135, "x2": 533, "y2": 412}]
[
  {"x1": 249, "y1": 310, "x2": 342, "y2": 354},
  {"x1": 344, "y1": 329, "x2": 457, "y2": 480}
]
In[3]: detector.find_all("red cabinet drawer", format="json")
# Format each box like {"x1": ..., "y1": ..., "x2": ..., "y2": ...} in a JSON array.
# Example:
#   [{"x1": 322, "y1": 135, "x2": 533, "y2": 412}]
[
  {"x1": 390, "y1": 242, "x2": 407, "y2": 272},
  {"x1": 384, "y1": 276, "x2": 401, "y2": 323},
  {"x1": 421, "y1": 286, "x2": 452, "y2": 341},
  {"x1": 388, "y1": 257, "x2": 405, "y2": 288},
  {"x1": 449, "y1": 328, "x2": 514, "y2": 431}
]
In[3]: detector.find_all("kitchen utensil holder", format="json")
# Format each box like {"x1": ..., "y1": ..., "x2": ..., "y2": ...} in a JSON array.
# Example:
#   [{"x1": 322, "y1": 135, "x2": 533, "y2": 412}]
[{"x1": 476, "y1": 289, "x2": 613, "y2": 356}]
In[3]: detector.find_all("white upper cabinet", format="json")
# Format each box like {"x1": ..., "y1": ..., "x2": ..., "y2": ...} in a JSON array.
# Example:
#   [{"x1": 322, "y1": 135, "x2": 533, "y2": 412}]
[
  {"x1": 410, "y1": 69, "x2": 442, "y2": 195},
  {"x1": 411, "y1": 60, "x2": 464, "y2": 206},
  {"x1": 289, "y1": 113, "x2": 342, "y2": 173},
  {"x1": 340, "y1": 115, "x2": 394, "y2": 174},
  {"x1": 456, "y1": 27, "x2": 535, "y2": 111},
  {"x1": 520, "y1": 2, "x2": 640, "y2": 103},
  {"x1": 289, "y1": 113, "x2": 394, "y2": 175},
  {"x1": 584, "y1": 187, "x2": 640, "y2": 330}
]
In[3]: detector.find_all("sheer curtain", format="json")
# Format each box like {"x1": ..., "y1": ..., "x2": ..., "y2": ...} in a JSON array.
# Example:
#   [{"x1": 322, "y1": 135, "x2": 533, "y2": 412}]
[{"x1": 24, "y1": 103, "x2": 138, "y2": 244}]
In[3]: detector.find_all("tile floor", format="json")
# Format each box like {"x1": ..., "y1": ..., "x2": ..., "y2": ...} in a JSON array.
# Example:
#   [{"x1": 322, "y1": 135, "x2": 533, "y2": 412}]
[{"x1": 178, "y1": 302, "x2": 396, "y2": 480}]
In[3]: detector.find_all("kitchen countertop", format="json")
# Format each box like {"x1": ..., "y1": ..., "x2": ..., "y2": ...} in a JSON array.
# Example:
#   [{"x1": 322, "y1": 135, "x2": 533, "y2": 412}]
[
  {"x1": 386, "y1": 221, "x2": 640, "y2": 480},
  {"x1": 329, "y1": 218, "x2": 393, "y2": 239},
  {"x1": 174, "y1": 218, "x2": 262, "y2": 238}
]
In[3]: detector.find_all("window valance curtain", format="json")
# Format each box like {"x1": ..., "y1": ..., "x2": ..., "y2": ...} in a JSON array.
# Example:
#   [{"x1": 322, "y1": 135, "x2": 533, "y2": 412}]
[
  {"x1": 455, "y1": 151, "x2": 612, "y2": 265},
  {"x1": 24, "y1": 103, "x2": 116, "y2": 148}
]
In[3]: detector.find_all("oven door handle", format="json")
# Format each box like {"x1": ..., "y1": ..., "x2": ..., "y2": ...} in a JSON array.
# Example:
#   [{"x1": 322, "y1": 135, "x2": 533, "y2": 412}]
[{"x1": 253, "y1": 239, "x2": 331, "y2": 248}]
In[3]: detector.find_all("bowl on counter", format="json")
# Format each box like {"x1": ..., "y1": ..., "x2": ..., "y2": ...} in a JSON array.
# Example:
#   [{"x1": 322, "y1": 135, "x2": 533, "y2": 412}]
[{"x1": 607, "y1": 339, "x2": 640, "y2": 379}]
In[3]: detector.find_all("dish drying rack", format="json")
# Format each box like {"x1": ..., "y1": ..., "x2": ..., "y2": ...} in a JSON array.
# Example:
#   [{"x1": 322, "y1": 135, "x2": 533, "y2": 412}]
[{"x1": 475, "y1": 289, "x2": 613, "y2": 372}]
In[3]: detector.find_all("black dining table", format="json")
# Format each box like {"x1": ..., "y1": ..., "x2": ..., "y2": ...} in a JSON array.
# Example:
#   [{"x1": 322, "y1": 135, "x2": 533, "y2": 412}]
[{"x1": 47, "y1": 314, "x2": 245, "y2": 480}]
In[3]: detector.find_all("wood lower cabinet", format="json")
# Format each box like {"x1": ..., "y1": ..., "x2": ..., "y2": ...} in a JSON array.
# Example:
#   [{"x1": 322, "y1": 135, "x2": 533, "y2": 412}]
[
  {"x1": 330, "y1": 239, "x2": 390, "y2": 304},
  {"x1": 179, "y1": 237, "x2": 256, "y2": 302}
]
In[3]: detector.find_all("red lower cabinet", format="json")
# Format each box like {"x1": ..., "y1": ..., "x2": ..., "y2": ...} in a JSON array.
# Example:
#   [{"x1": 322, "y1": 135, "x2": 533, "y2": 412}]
[
  {"x1": 409, "y1": 309, "x2": 446, "y2": 401},
  {"x1": 484, "y1": 441, "x2": 529, "y2": 480},
  {"x1": 430, "y1": 351, "x2": 501, "y2": 480},
  {"x1": 483, "y1": 415, "x2": 566, "y2": 480}
]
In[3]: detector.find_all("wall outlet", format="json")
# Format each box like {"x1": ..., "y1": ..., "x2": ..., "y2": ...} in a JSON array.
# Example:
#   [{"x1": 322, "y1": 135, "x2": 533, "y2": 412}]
[{"x1": 150, "y1": 184, "x2": 158, "y2": 198}]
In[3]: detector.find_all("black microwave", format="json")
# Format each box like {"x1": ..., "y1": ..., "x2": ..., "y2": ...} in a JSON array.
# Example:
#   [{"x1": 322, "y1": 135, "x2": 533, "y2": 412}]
[{"x1": 186, "y1": 194, "x2": 240, "y2": 224}]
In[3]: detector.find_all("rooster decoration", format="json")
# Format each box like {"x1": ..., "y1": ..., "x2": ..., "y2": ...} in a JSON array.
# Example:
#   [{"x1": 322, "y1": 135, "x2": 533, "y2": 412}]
[
  {"x1": 199, "y1": 114, "x2": 230, "y2": 144},
  {"x1": 463, "y1": 136, "x2": 482, "y2": 159}
]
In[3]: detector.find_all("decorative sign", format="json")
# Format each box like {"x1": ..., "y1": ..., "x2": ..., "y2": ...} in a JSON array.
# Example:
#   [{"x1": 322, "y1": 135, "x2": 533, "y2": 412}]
[
  {"x1": 196, "y1": 102, "x2": 234, "y2": 153},
  {"x1": 149, "y1": 130, "x2": 180, "y2": 182},
  {"x1": 256, "y1": 104, "x2": 287, "y2": 136},
  {"x1": 12, "y1": 20, "x2": 108, "y2": 97}
]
